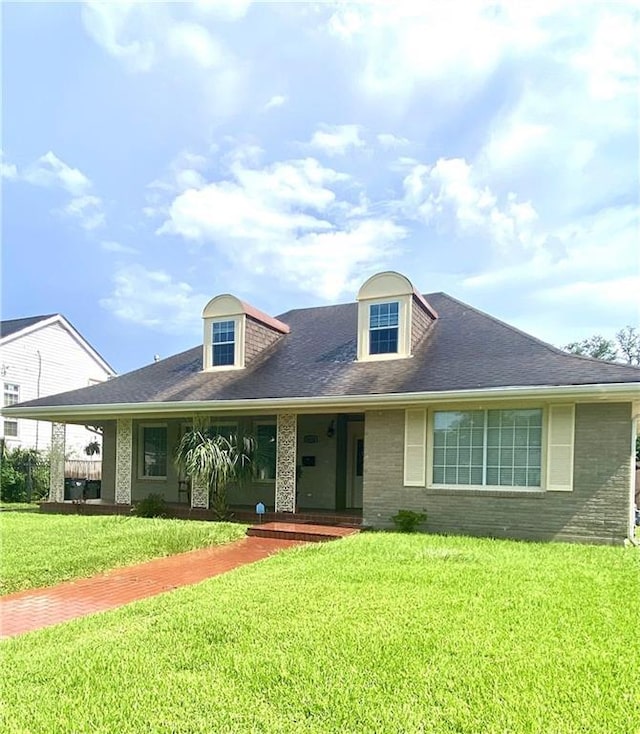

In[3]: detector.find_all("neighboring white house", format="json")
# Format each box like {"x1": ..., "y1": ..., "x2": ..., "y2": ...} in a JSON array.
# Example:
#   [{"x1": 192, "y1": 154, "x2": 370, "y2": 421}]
[{"x1": 0, "y1": 314, "x2": 115, "y2": 456}]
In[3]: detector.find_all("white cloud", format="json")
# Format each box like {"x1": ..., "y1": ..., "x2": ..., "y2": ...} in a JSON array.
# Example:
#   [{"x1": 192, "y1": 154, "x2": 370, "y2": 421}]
[
  {"x1": 376, "y1": 133, "x2": 410, "y2": 148},
  {"x1": 167, "y1": 22, "x2": 222, "y2": 68},
  {"x1": 62, "y1": 195, "x2": 105, "y2": 230},
  {"x1": 81, "y1": 1, "x2": 156, "y2": 72},
  {"x1": 1, "y1": 151, "x2": 17, "y2": 180},
  {"x1": 23, "y1": 151, "x2": 92, "y2": 196},
  {"x1": 402, "y1": 157, "x2": 538, "y2": 252},
  {"x1": 309, "y1": 124, "x2": 366, "y2": 157},
  {"x1": 191, "y1": 0, "x2": 252, "y2": 21},
  {"x1": 158, "y1": 151, "x2": 406, "y2": 300},
  {"x1": 82, "y1": 1, "x2": 248, "y2": 73},
  {"x1": 100, "y1": 264, "x2": 207, "y2": 333},
  {"x1": 101, "y1": 240, "x2": 138, "y2": 255},
  {"x1": 264, "y1": 94, "x2": 287, "y2": 111},
  {"x1": 326, "y1": 2, "x2": 549, "y2": 103},
  {"x1": 9, "y1": 151, "x2": 106, "y2": 231}
]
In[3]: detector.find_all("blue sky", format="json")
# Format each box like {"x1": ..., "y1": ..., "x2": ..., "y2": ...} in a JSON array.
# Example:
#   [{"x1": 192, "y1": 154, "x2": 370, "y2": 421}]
[{"x1": 2, "y1": 1, "x2": 638, "y2": 374}]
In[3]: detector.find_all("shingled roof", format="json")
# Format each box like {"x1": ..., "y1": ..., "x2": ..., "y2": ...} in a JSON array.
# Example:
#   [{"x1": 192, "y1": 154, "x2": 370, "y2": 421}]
[
  {"x1": 11, "y1": 293, "x2": 639, "y2": 411},
  {"x1": 0, "y1": 314, "x2": 57, "y2": 339}
]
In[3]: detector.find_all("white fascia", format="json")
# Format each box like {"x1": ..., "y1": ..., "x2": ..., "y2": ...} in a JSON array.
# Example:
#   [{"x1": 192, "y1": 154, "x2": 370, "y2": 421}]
[{"x1": 2, "y1": 382, "x2": 639, "y2": 421}]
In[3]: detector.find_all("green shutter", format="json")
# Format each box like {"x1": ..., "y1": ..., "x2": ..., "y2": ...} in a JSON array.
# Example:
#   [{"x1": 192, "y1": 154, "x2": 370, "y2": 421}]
[
  {"x1": 404, "y1": 409, "x2": 426, "y2": 487},
  {"x1": 546, "y1": 404, "x2": 575, "y2": 491}
]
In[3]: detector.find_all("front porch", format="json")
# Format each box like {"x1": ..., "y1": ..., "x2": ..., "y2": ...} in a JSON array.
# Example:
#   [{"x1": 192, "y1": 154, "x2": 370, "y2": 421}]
[{"x1": 46, "y1": 411, "x2": 366, "y2": 515}]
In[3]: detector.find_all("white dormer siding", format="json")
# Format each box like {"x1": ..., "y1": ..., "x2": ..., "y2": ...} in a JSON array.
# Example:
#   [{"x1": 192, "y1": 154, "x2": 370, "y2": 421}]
[
  {"x1": 201, "y1": 294, "x2": 289, "y2": 371},
  {"x1": 356, "y1": 271, "x2": 437, "y2": 362}
]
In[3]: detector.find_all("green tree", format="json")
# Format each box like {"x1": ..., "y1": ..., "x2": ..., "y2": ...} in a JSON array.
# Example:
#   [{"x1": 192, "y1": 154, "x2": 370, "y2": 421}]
[
  {"x1": 0, "y1": 446, "x2": 50, "y2": 503},
  {"x1": 615, "y1": 326, "x2": 640, "y2": 365},
  {"x1": 564, "y1": 326, "x2": 639, "y2": 364},
  {"x1": 564, "y1": 335, "x2": 618, "y2": 361},
  {"x1": 174, "y1": 419, "x2": 255, "y2": 519}
]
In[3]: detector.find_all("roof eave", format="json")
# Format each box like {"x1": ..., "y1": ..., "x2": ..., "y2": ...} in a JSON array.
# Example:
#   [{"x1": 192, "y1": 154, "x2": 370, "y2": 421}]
[{"x1": 3, "y1": 382, "x2": 639, "y2": 421}]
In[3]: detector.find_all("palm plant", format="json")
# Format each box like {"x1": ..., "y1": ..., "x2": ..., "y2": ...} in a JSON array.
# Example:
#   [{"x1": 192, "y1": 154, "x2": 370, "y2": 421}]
[{"x1": 174, "y1": 418, "x2": 256, "y2": 519}]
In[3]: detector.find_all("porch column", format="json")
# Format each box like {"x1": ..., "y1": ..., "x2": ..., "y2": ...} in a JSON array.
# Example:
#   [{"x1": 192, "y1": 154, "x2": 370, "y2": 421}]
[
  {"x1": 191, "y1": 480, "x2": 209, "y2": 509},
  {"x1": 49, "y1": 422, "x2": 65, "y2": 502},
  {"x1": 115, "y1": 418, "x2": 133, "y2": 504},
  {"x1": 275, "y1": 413, "x2": 297, "y2": 512}
]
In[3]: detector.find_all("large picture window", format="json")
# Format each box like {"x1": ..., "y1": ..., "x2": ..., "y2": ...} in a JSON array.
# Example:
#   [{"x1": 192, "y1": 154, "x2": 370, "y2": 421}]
[
  {"x1": 369, "y1": 302, "x2": 399, "y2": 354},
  {"x1": 140, "y1": 425, "x2": 167, "y2": 478},
  {"x1": 212, "y1": 320, "x2": 235, "y2": 366},
  {"x1": 433, "y1": 409, "x2": 542, "y2": 487}
]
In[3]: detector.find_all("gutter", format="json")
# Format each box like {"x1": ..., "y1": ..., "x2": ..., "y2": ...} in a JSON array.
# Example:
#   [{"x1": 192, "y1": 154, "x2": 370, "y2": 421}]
[{"x1": 3, "y1": 382, "x2": 639, "y2": 421}]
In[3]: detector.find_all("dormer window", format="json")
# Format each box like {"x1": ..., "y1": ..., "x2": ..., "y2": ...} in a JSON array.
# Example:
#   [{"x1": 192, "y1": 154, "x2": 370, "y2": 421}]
[
  {"x1": 369, "y1": 302, "x2": 399, "y2": 354},
  {"x1": 356, "y1": 272, "x2": 438, "y2": 362},
  {"x1": 202, "y1": 294, "x2": 290, "y2": 371},
  {"x1": 212, "y1": 320, "x2": 235, "y2": 366}
]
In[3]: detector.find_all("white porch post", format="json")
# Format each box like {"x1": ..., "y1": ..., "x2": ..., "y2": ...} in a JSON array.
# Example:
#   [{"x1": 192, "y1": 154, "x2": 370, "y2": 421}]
[
  {"x1": 275, "y1": 413, "x2": 297, "y2": 512},
  {"x1": 191, "y1": 479, "x2": 209, "y2": 509},
  {"x1": 49, "y1": 422, "x2": 65, "y2": 502},
  {"x1": 115, "y1": 418, "x2": 133, "y2": 504}
]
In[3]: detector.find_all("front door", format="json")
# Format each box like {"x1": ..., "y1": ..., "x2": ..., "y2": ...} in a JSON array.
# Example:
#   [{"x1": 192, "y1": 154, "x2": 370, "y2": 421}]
[{"x1": 347, "y1": 423, "x2": 364, "y2": 509}]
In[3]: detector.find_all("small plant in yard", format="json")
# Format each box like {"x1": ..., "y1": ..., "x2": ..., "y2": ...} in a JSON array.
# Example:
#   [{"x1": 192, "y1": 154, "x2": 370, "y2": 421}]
[
  {"x1": 391, "y1": 509, "x2": 427, "y2": 532},
  {"x1": 132, "y1": 493, "x2": 169, "y2": 518}
]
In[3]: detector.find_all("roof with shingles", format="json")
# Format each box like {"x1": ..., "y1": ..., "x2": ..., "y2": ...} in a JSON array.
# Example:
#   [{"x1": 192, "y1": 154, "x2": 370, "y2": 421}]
[
  {"x1": 11, "y1": 293, "x2": 640, "y2": 409},
  {"x1": 0, "y1": 314, "x2": 57, "y2": 339}
]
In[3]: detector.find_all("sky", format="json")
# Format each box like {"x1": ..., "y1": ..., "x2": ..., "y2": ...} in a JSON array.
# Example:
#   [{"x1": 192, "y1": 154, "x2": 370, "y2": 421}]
[{"x1": 2, "y1": 0, "x2": 639, "y2": 375}]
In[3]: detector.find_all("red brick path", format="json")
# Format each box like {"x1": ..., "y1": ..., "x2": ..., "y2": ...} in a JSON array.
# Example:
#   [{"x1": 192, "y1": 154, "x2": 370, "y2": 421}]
[{"x1": 0, "y1": 536, "x2": 302, "y2": 639}]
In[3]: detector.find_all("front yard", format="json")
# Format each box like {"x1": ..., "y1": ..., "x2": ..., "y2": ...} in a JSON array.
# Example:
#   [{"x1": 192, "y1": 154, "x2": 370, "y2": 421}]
[
  {"x1": 0, "y1": 511, "x2": 246, "y2": 594},
  {"x1": 1, "y1": 525, "x2": 639, "y2": 733}
]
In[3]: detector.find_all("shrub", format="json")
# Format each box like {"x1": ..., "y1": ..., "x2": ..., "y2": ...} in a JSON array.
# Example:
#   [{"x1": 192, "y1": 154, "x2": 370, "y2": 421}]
[
  {"x1": 131, "y1": 493, "x2": 169, "y2": 518},
  {"x1": 1, "y1": 447, "x2": 49, "y2": 502},
  {"x1": 390, "y1": 509, "x2": 427, "y2": 533}
]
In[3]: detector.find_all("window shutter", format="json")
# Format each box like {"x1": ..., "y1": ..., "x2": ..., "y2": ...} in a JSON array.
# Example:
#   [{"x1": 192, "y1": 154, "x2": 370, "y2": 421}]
[
  {"x1": 404, "y1": 409, "x2": 426, "y2": 486},
  {"x1": 546, "y1": 404, "x2": 575, "y2": 491}
]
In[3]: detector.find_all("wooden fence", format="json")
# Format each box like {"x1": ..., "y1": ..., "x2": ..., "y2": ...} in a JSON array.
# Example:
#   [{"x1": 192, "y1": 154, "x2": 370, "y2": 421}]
[{"x1": 65, "y1": 460, "x2": 102, "y2": 480}]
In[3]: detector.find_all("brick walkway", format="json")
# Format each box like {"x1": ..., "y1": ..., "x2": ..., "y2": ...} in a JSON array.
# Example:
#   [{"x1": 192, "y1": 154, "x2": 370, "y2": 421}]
[{"x1": 0, "y1": 536, "x2": 302, "y2": 639}]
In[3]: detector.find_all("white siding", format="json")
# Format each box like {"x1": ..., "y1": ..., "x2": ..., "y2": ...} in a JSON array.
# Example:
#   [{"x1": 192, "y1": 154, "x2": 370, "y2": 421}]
[{"x1": 1, "y1": 320, "x2": 113, "y2": 456}]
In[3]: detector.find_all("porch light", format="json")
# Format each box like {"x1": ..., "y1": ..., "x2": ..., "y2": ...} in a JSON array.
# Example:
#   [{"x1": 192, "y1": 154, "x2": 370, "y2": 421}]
[{"x1": 326, "y1": 420, "x2": 335, "y2": 438}]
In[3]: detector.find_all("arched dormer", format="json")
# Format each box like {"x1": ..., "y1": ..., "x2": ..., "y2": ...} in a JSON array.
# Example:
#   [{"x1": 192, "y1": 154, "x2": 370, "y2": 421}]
[
  {"x1": 202, "y1": 294, "x2": 289, "y2": 371},
  {"x1": 356, "y1": 271, "x2": 437, "y2": 361}
]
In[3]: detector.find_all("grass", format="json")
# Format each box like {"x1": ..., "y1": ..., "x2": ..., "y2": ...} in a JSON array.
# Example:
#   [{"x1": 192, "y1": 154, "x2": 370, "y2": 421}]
[
  {"x1": 2, "y1": 532, "x2": 639, "y2": 733},
  {"x1": 0, "y1": 511, "x2": 246, "y2": 594}
]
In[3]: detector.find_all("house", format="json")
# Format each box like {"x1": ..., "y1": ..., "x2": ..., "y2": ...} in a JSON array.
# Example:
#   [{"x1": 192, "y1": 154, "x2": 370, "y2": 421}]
[
  {"x1": 3, "y1": 272, "x2": 639, "y2": 544},
  {"x1": 0, "y1": 314, "x2": 115, "y2": 456}
]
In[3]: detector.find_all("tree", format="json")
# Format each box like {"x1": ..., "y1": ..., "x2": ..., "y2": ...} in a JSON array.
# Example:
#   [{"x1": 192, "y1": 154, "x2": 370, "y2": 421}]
[
  {"x1": 615, "y1": 326, "x2": 640, "y2": 366},
  {"x1": 174, "y1": 419, "x2": 255, "y2": 519},
  {"x1": 564, "y1": 335, "x2": 618, "y2": 361},
  {"x1": 0, "y1": 446, "x2": 49, "y2": 503},
  {"x1": 564, "y1": 327, "x2": 640, "y2": 461},
  {"x1": 564, "y1": 326, "x2": 639, "y2": 364}
]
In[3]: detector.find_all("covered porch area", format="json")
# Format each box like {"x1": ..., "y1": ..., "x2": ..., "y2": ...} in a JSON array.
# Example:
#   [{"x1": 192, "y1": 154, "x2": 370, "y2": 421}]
[{"x1": 46, "y1": 412, "x2": 366, "y2": 515}]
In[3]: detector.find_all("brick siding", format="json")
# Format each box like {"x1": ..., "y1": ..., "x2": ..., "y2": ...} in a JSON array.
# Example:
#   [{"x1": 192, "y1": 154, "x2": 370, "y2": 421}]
[{"x1": 363, "y1": 402, "x2": 633, "y2": 544}]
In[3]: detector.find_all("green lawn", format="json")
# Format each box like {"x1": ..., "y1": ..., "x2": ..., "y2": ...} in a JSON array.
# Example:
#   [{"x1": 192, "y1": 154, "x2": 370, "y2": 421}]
[
  {"x1": 2, "y1": 532, "x2": 639, "y2": 733},
  {"x1": 0, "y1": 511, "x2": 246, "y2": 594}
]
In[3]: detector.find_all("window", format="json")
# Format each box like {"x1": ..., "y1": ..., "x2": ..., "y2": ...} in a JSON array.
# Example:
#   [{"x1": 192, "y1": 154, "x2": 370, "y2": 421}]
[
  {"x1": 212, "y1": 320, "x2": 235, "y2": 366},
  {"x1": 254, "y1": 422, "x2": 276, "y2": 481},
  {"x1": 369, "y1": 301, "x2": 399, "y2": 354},
  {"x1": 4, "y1": 383, "x2": 19, "y2": 406},
  {"x1": 432, "y1": 409, "x2": 542, "y2": 488},
  {"x1": 3, "y1": 384, "x2": 19, "y2": 438},
  {"x1": 140, "y1": 425, "x2": 167, "y2": 478}
]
